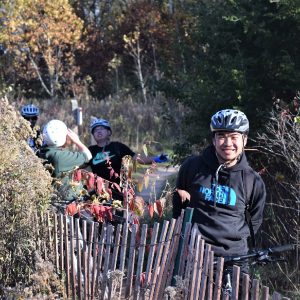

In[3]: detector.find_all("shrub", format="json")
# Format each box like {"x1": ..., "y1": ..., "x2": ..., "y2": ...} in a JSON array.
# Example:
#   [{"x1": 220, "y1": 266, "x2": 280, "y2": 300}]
[
  {"x1": 255, "y1": 108, "x2": 300, "y2": 296},
  {"x1": 0, "y1": 97, "x2": 58, "y2": 294}
]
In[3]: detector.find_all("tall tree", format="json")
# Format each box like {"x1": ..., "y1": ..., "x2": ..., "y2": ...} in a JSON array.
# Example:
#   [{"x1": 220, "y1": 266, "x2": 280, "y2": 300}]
[
  {"x1": 0, "y1": 0, "x2": 84, "y2": 98},
  {"x1": 115, "y1": 1, "x2": 172, "y2": 100},
  {"x1": 159, "y1": 0, "x2": 300, "y2": 145}
]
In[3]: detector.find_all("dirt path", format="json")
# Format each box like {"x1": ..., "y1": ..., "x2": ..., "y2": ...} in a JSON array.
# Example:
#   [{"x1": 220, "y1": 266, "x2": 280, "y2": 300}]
[{"x1": 136, "y1": 165, "x2": 179, "y2": 202}]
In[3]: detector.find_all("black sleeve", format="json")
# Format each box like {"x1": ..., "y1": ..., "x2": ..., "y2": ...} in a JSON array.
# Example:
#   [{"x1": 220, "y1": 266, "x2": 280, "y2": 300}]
[
  {"x1": 116, "y1": 142, "x2": 135, "y2": 158},
  {"x1": 172, "y1": 191, "x2": 189, "y2": 218},
  {"x1": 249, "y1": 173, "x2": 266, "y2": 234},
  {"x1": 172, "y1": 155, "x2": 198, "y2": 219}
]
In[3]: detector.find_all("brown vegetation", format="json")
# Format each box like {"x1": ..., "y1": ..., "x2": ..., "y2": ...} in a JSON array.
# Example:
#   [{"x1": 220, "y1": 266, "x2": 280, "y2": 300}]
[
  {"x1": 0, "y1": 97, "x2": 64, "y2": 297},
  {"x1": 255, "y1": 109, "x2": 300, "y2": 297}
]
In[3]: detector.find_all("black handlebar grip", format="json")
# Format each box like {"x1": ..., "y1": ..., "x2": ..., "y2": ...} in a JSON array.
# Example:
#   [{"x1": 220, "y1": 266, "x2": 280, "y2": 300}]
[{"x1": 269, "y1": 244, "x2": 295, "y2": 254}]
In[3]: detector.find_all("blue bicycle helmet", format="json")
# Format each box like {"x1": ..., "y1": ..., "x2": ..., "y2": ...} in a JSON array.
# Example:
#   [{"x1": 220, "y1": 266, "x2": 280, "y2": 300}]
[
  {"x1": 210, "y1": 109, "x2": 249, "y2": 134},
  {"x1": 21, "y1": 104, "x2": 40, "y2": 117},
  {"x1": 90, "y1": 118, "x2": 111, "y2": 134}
]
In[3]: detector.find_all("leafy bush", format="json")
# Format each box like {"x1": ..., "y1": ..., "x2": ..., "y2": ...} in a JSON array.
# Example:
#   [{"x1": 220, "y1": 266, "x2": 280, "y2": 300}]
[{"x1": 0, "y1": 97, "x2": 59, "y2": 295}]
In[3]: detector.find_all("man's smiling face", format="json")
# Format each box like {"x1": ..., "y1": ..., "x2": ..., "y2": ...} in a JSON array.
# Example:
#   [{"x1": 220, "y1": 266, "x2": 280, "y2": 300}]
[{"x1": 213, "y1": 131, "x2": 247, "y2": 165}]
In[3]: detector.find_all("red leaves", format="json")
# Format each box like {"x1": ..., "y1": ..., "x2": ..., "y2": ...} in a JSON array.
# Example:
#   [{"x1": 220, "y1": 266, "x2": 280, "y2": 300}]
[
  {"x1": 140, "y1": 272, "x2": 146, "y2": 285},
  {"x1": 112, "y1": 182, "x2": 121, "y2": 193},
  {"x1": 89, "y1": 204, "x2": 113, "y2": 223},
  {"x1": 148, "y1": 199, "x2": 164, "y2": 218},
  {"x1": 95, "y1": 177, "x2": 103, "y2": 194},
  {"x1": 73, "y1": 169, "x2": 82, "y2": 181},
  {"x1": 65, "y1": 202, "x2": 79, "y2": 216},
  {"x1": 128, "y1": 196, "x2": 145, "y2": 216},
  {"x1": 148, "y1": 203, "x2": 154, "y2": 218},
  {"x1": 86, "y1": 172, "x2": 95, "y2": 191},
  {"x1": 155, "y1": 200, "x2": 163, "y2": 218},
  {"x1": 109, "y1": 167, "x2": 115, "y2": 179}
]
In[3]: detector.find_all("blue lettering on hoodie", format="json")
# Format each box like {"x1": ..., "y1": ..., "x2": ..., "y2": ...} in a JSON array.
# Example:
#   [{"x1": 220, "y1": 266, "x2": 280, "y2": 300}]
[{"x1": 199, "y1": 184, "x2": 236, "y2": 206}]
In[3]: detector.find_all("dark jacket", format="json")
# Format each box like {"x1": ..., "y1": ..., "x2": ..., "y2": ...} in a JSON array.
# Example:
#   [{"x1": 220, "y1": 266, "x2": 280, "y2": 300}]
[{"x1": 173, "y1": 145, "x2": 266, "y2": 256}]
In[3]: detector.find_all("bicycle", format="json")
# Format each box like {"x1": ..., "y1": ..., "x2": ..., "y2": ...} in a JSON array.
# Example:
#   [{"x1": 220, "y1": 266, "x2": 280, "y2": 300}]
[{"x1": 215, "y1": 244, "x2": 295, "y2": 299}]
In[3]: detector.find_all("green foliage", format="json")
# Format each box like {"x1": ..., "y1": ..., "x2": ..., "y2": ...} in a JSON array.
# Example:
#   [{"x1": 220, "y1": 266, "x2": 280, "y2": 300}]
[{"x1": 159, "y1": 0, "x2": 300, "y2": 147}]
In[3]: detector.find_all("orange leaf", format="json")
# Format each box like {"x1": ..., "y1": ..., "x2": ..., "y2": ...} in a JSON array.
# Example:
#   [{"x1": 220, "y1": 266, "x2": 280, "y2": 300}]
[
  {"x1": 148, "y1": 203, "x2": 154, "y2": 218},
  {"x1": 137, "y1": 180, "x2": 143, "y2": 192},
  {"x1": 133, "y1": 196, "x2": 145, "y2": 216},
  {"x1": 65, "y1": 202, "x2": 78, "y2": 216},
  {"x1": 129, "y1": 198, "x2": 135, "y2": 211}
]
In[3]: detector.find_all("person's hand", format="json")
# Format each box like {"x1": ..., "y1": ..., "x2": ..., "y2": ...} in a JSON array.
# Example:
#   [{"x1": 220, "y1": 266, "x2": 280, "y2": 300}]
[
  {"x1": 177, "y1": 189, "x2": 191, "y2": 203},
  {"x1": 67, "y1": 129, "x2": 81, "y2": 145},
  {"x1": 153, "y1": 153, "x2": 169, "y2": 163}
]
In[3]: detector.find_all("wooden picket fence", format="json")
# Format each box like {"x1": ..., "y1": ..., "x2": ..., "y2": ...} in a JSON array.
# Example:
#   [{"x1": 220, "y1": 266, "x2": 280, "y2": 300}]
[{"x1": 37, "y1": 210, "x2": 291, "y2": 300}]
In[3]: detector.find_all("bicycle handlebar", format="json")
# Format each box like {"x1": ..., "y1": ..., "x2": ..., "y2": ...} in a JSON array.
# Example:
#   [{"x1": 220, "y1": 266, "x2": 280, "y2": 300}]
[
  {"x1": 220, "y1": 244, "x2": 295, "y2": 264},
  {"x1": 268, "y1": 244, "x2": 295, "y2": 254}
]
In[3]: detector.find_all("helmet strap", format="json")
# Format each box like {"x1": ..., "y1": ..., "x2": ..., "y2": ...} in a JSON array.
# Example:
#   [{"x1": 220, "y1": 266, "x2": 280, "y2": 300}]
[{"x1": 215, "y1": 151, "x2": 242, "y2": 168}]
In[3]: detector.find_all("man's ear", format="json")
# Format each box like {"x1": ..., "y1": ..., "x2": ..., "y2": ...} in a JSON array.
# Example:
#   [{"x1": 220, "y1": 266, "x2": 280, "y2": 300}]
[
  {"x1": 243, "y1": 135, "x2": 248, "y2": 147},
  {"x1": 212, "y1": 136, "x2": 216, "y2": 146}
]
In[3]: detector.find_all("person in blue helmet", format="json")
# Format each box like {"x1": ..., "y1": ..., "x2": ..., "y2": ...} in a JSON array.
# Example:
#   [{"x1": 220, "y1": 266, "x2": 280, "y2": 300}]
[
  {"x1": 89, "y1": 118, "x2": 168, "y2": 200},
  {"x1": 173, "y1": 109, "x2": 266, "y2": 265},
  {"x1": 21, "y1": 104, "x2": 43, "y2": 153}
]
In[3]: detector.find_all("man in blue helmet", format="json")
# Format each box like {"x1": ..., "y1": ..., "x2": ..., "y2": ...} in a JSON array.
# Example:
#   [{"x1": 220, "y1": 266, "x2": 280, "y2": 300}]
[
  {"x1": 89, "y1": 118, "x2": 168, "y2": 201},
  {"x1": 173, "y1": 109, "x2": 266, "y2": 263},
  {"x1": 21, "y1": 104, "x2": 43, "y2": 153}
]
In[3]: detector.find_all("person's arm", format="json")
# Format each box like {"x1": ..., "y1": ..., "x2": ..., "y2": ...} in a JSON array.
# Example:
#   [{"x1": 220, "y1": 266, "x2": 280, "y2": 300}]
[
  {"x1": 249, "y1": 174, "x2": 266, "y2": 234},
  {"x1": 172, "y1": 156, "x2": 195, "y2": 218},
  {"x1": 67, "y1": 129, "x2": 92, "y2": 161},
  {"x1": 133, "y1": 153, "x2": 169, "y2": 164},
  {"x1": 176, "y1": 189, "x2": 191, "y2": 202},
  {"x1": 133, "y1": 153, "x2": 154, "y2": 164}
]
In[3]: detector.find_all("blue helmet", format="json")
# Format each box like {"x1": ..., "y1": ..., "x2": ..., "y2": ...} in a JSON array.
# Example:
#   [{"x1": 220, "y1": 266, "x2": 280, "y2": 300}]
[
  {"x1": 21, "y1": 104, "x2": 40, "y2": 117},
  {"x1": 210, "y1": 109, "x2": 249, "y2": 134},
  {"x1": 90, "y1": 118, "x2": 111, "y2": 134}
]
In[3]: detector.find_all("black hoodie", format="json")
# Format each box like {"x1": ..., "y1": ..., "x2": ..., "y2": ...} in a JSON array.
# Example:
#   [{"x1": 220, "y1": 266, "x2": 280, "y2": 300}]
[{"x1": 173, "y1": 145, "x2": 266, "y2": 256}]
